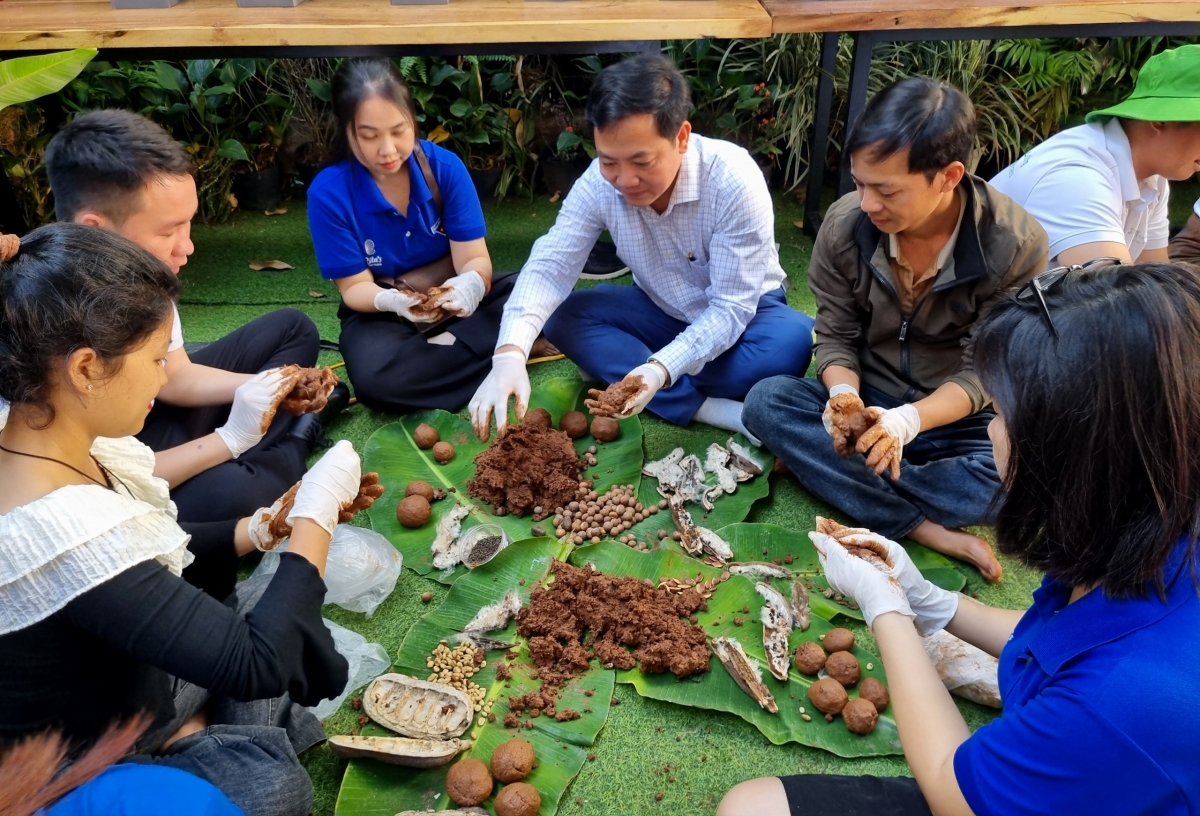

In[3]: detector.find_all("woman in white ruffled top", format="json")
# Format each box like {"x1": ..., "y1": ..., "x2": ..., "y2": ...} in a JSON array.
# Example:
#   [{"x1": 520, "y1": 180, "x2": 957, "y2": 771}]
[{"x1": 0, "y1": 225, "x2": 367, "y2": 816}]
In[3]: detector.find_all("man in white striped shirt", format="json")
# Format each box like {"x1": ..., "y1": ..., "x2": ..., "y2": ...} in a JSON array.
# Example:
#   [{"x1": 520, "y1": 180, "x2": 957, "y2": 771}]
[{"x1": 469, "y1": 56, "x2": 814, "y2": 442}]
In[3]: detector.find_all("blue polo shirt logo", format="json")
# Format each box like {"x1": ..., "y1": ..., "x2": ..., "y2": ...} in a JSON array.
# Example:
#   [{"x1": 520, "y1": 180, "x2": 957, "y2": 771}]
[{"x1": 363, "y1": 238, "x2": 383, "y2": 268}]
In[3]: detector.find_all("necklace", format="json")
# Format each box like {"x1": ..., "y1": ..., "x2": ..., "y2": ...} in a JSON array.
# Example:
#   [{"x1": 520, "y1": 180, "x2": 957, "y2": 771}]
[{"x1": 0, "y1": 443, "x2": 128, "y2": 493}]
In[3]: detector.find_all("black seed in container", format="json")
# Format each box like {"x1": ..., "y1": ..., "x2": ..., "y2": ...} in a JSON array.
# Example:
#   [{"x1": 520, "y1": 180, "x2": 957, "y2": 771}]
[{"x1": 467, "y1": 534, "x2": 504, "y2": 565}]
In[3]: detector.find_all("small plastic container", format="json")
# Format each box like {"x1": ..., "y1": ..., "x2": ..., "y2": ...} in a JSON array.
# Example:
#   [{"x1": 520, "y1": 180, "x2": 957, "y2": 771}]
[{"x1": 461, "y1": 524, "x2": 510, "y2": 568}]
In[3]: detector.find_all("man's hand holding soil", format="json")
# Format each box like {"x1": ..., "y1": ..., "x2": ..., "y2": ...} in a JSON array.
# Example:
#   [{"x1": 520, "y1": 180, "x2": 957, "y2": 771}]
[
  {"x1": 584, "y1": 362, "x2": 669, "y2": 419},
  {"x1": 855, "y1": 404, "x2": 921, "y2": 482},
  {"x1": 823, "y1": 384, "x2": 870, "y2": 456}
]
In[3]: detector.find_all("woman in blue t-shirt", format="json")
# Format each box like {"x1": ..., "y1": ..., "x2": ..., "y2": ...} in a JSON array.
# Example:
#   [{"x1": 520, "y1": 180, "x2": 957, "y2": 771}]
[
  {"x1": 719, "y1": 263, "x2": 1200, "y2": 816},
  {"x1": 307, "y1": 59, "x2": 550, "y2": 413}
]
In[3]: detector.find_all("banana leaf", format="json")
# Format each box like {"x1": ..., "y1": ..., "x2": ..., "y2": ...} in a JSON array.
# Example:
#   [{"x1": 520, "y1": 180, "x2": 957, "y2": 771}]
[
  {"x1": 335, "y1": 539, "x2": 614, "y2": 816},
  {"x1": 625, "y1": 432, "x2": 774, "y2": 544},
  {"x1": 568, "y1": 541, "x2": 903, "y2": 758},
  {"x1": 0, "y1": 49, "x2": 97, "y2": 110},
  {"x1": 363, "y1": 378, "x2": 642, "y2": 584}
]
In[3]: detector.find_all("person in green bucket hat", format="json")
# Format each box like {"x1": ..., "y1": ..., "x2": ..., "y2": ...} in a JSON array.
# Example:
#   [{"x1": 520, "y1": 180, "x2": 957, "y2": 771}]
[{"x1": 991, "y1": 43, "x2": 1200, "y2": 267}]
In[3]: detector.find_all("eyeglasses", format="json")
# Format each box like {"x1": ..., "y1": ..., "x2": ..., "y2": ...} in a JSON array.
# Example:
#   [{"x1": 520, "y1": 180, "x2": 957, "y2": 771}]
[{"x1": 1014, "y1": 257, "x2": 1122, "y2": 337}]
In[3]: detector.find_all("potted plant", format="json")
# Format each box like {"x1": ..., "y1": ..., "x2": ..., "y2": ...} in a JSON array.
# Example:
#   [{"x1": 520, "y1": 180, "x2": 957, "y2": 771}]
[
  {"x1": 425, "y1": 56, "x2": 524, "y2": 204},
  {"x1": 234, "y1": 91, "x2": 294, "y2": 211},
  {"x1": 541, "y1": 124, "x2": 594, "y2": 198}
]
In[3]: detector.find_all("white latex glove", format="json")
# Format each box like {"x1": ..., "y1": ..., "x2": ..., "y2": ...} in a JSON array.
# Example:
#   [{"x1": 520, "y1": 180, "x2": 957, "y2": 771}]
[
  {"x1": 247, "y1": 481, "x2": 300, "y2": 552},
  {"x1": 216, "y1": 368, "x2": 293, "y2": 458},
  {"x1": 468, "y1": 349, "x2": 530, "y2": 440},
  {"x1": 285, "y1": 440, "x2": 361, "y2": 535},
  {"x1": 832, "y1": 528, "x2": 960, "y2": 635},
  {"x1": 810, "y1": 531, "x2": 914, "y2": 629},
  {"x1": 855, "y1": 403, "x2": 921, "y2": 481},
  {"x1": 373, "y1": 287, "x2": 439, "y2": 323},
  {"x1": 429, "y1": 270, "x2": 486, "y2": 318},
  {"x1": 612, "y1": 362, "x2": 668, "y2": 419}
]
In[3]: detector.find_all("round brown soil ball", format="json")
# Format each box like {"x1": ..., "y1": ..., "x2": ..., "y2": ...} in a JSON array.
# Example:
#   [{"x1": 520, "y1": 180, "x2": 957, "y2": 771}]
[
  {"x1": 590, "y1": 416, "x2": 620, "y2": 443},
  {"x1": 432, "y1": 441, "x2": 455, "y2": 464},
  {"x1": 859, "y1": 677, "x2": 889, "y2": 713},
  {"x1": 559, "y1": 410, "x2": 589, "y2": 439},
  {"x1": 822, "y1": 627, "x2": 855, "y2": 653},
  {"x1": 842, "y1": 697, "x2": 879, "y2": 735},
  {"x1": 793, "y1": 641, "x2": 827, "y2": 676},
  {"x1": 494, "y1": 782, "x2": 541, "y2": 816},
  {"x1": 414, "y1": 423, "x2": 440, "y2": 450},
  {"x1": 523, "y1": 407, "x2": 553, "y2": 429},
  {"x1": 490, "y1": 738, "x2": 535, "y2": 783},
  {"x1": 396, "y1": 495, "x2": 431, "y2": 528},
  {"x1": 825, "y1": 650, "x2": 861, "y2": 687},
  {"x1": 445, "y1": 757, "x2": 493, "y2": 806},
  {"x1": 807, "y1": 677, "x2": 848, "y2": 716},
  {"x1": 404, "y1": 480, "x2": 435, "y2": 501}
]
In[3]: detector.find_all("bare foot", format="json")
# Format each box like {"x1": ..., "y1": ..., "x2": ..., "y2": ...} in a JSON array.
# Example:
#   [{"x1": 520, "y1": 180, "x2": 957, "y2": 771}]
[
  {"x1": 909, "y1": 520, "x2": 1003, "y2": 583},
  {"x1": 530, "y1": 336, "x2": 561, "y2": 359}
]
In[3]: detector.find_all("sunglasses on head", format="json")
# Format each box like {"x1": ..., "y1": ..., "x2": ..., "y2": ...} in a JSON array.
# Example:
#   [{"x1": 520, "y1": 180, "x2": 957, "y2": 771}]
[{"x1": 1014, "y1": 256, "x2": 1123, "y2": 337}]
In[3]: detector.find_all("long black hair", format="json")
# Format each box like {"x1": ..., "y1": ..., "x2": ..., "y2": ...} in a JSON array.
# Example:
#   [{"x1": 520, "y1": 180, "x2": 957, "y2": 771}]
[
  {"x1": 329, "y1": 58, "x2": 420, "y2": 165},
  {"x1": 0, "y1": 223, "x2": 179, "y2": 428},
  {"x1": 973, "y1": 263, "x2": 1200, "y2": 598}
]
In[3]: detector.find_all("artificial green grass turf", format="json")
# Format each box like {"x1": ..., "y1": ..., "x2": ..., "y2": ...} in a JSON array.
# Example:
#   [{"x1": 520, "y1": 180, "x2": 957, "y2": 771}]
[{"x1": 181, "y1": 192, "x2": 1043, "y2": 816}]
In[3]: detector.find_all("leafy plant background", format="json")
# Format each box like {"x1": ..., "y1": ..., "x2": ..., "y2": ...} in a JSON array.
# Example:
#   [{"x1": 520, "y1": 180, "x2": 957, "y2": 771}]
[{"x1": 3, "y1": 36, "x2": 1193, "y2": 228}]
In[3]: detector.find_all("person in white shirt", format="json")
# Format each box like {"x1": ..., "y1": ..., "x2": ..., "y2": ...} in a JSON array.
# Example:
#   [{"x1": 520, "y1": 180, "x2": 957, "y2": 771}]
[
  {"x1": 469, "y1": 55, "x2": 814, "y2": 442},
  {"x1": 991, "y1": 44, "x2": 1200, "y2": 267},
  {"x1": 43, "y1": 110, "x2": 348, "y2": 525}
]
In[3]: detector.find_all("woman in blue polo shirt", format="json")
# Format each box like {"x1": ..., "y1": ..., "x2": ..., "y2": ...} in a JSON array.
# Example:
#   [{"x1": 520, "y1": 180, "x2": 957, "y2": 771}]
[
  {"x1": 308, "y1": 59, "x2": 538, "y2": 412},
  {"x1": 719, "y1": 262, "x2": 1200, "y2": 816}
]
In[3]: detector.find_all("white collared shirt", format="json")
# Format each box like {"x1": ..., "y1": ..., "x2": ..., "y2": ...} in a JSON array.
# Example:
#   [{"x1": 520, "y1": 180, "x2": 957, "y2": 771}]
[
  {"x1": 990, "y1": 118, "x2": 1169, "y2": 262},
  {"x1": 497, "y1": 133, "x2": 786, "y2": 382}
]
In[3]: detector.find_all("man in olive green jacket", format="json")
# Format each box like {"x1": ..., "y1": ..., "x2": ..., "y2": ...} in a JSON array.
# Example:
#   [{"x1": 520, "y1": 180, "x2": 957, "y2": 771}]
[{"x1": 744, "y1": 78, "x2": 1047, "y2": 583}]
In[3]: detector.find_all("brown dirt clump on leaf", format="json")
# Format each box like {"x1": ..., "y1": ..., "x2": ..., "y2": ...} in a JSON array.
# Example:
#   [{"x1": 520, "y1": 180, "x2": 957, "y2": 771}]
[
  {"x1": 396, "y1": 494, "x2": 431, "y2": 528},
  {"x1": 559, "y1": 410, "x2": 589, "y2": 439},
  {"x1": 467, "y1": 424, "x2": 583, "y2": 518},
  {"x1": 584, "y1": 376, "x2": 645, "y2": 417},
  {"x1": 523, "y1": 407, "x2": 553, "y2": 429},
  {"x1": 280, "y1": 366, "x2": 339, "y2": 416},
  {"x1": 516, "y1": 560, "x2": 711, "y2": 687},
  {"x1": 490, "y1": 738, "x2": 535, "y2": 783}
]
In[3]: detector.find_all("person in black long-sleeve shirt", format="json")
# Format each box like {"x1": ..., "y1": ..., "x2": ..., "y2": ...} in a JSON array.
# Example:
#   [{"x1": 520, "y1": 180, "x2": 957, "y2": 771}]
[{"x1": 0, "y1": 225, "x2": 359, "y2": 816}]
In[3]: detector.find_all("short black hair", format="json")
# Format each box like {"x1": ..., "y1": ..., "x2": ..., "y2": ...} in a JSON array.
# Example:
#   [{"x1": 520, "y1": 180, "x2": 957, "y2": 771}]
[
  {"x1": 329, "y1": 58, "x2": 420, "y2": 165},
  {"x1": 844, "y1": 77, "x2": 975, "y2": 180},
  {"x1": 974, "y1": 263, "x2": 1200, "y2": 598},
  {"x1": 44, "y1": 109, "x2": 193, "y2": 224},
  {"x1": 585, "y1": 55, "x2": 691, "y2": 139},
  {"x1": 0, "y1": 223, "x2": 179, "y2": 428}
]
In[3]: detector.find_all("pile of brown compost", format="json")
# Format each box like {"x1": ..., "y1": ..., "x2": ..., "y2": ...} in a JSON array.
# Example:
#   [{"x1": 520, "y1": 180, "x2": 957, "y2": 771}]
[
  {"x1": 516, "y1": 560, "x2": 711, "y2": 687},
  {"x1": 467, "y1": 424, "x2": 583, "y2": 519}
]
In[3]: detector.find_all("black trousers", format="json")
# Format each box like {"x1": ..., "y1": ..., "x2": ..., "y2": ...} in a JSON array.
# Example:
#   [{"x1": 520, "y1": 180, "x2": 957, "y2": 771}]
[
  {"x1": 780, "y1": 775, "x2": 933, "y2": 816},
  {"x1": 337, "y1": 272, "x2": 515, "y2": 414},
  {"x1": 137, "y1": 309, "x2": 320, "y2": 524}
]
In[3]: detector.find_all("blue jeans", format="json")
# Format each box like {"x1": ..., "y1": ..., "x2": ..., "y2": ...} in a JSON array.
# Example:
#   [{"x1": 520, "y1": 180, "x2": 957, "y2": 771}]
[
  {"x1": 743, "y1": 377, "x2": 1000, "y2": 539},
  {"x1": 544, "y1": 285, "x2": 815, "y2": 425}
]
